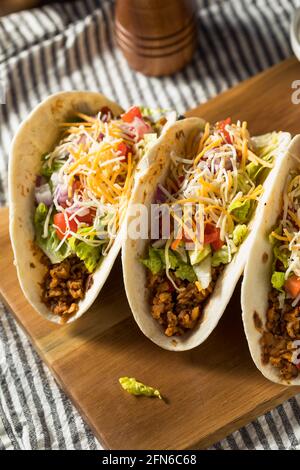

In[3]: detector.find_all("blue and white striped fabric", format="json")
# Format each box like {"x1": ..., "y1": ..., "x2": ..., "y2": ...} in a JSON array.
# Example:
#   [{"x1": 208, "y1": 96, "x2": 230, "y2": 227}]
[{"x1": 1, "y1": 0, "x2": 300, "y2": 450}]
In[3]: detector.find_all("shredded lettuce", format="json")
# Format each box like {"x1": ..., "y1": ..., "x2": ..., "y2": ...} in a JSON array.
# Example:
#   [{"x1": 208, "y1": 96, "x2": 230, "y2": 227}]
[
  {"x1": 269, "y1": 226, "x2": 282, "y2": 245},
  {"x1": 141, "y1": 246, "x2": 196, "y2": 281},
  {"x1": 228, "y1": 198, "x2": 251, "y2": 223},
  {"x1": 34, "y1": 203, "x2": 70, "y2": 264},
  {"x1": 211, "y1": 246, "x2": 230, "y2": 267},
  {"x1": 273, "y1": 245, "x2": 289, "y2": 269},
  {"x1": 40, "y1": 157, "x2": 65, "y2": 179},
  {"x1": 68, "y1": 233, "x2": 102, "y2": 273},
  {"x1": 211, "y1": 242, "x2": 237, "y2": 267},
  {"x1": 175, "y1": 262, "x2": 197, "y2": 282},
  {"x1": 140, "y1": 247, "x2": 165, "y2": 274},
  {"x1": 246, "y1": 157, "x2": 274, "y2": 183},
  {"x1": 188, "y1": 244, "x2": 211, "y2": 266},
  {"x1": 119, "y1": 377, "x2": 162, "y2": 399},
  {"x1": 246, "y1": 133, "x2": 277, "y2": 183},
  {"x1": 271, "y1": 271, "x2": 285, "y2": 291},
  {"x1": 237, "y1": 174, "x2": 252, "y2": 194},
  {"x1": 246, "y1": 154, "x2": 273, "y2": 183},
  {"x1": 233, "y1": 224, "x2": 248, "y2": 246}
]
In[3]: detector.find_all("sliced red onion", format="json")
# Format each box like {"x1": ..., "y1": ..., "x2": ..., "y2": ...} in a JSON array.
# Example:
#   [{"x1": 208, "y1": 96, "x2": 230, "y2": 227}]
[
  {"x1": 97, "y1": 132, "x2": 105, "y2": 142},
  {"x1": 35, "y1": 175, "x2": 47, "y2": 187},
  {"x1": 100, "y1": 106, "x2": 113, "y2": 122},
  {"x1": 35, "y1": 183, "x2": 52, "y2": 206},
  {"x1": 67, "y1": 206, "x2": 90, "y2": 218},
  {"x1": 55, "y1": 184, "x2": 69, "y2": 205},
  {"x1": 132, "y1": 117, "x2": 152, "y2": 139}
]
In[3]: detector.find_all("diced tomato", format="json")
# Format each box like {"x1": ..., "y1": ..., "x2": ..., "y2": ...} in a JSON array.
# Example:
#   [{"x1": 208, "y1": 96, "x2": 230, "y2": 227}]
[
  {"x1": 121, "y1": 106, "x2": 142, "y2": 123},
  {"x1": 219, "y1": 117, "x2": 232, "y2": 144},
  {"x1": 285, "y1": 275, "x2": 300, "y2": 299},
  {"x1": 132, "y1": 117, "x2": 151, "y2": 139},
  {"x1": 76, "y1": 210, "x2": 95, "y2": 225},
  {"x1": 211, "y1": 238, "x2": 224, "y2": 251},
  {"x1": 53, "y1": 213, "x2": 78, "y2": 240},
  {"x1": 117, "y1": 142, "x2": 132, "y2": 158},
  {"x1": 204, "y1": 223, "x2": 220, "y2": 243},
  {"x1": 204, "y1": 223, "x2": 224, "y2": 250}
]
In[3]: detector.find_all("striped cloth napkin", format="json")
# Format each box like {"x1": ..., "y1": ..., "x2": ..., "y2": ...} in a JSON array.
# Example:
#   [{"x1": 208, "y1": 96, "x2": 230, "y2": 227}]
[{"x1": 1, "y1": 0, "x2": 300, "y2": 450}]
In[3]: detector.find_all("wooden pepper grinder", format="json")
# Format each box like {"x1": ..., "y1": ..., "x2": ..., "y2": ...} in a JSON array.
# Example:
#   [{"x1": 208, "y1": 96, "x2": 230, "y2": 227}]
[{"x1": 115, "y1": 0, "x2": 197, "y2": 77}]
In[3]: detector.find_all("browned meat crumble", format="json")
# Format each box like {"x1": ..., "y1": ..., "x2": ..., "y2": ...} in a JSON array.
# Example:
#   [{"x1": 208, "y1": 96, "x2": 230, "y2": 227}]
[
  {"x1": 260, "y1": 289, "x2": 300, "y2": 381},
  {"x1": 42, "y1": 257, "x2": 90, "y2": 322},
  {"x1": 147, "y1": 267, "x2": 220, "y2": 336}
]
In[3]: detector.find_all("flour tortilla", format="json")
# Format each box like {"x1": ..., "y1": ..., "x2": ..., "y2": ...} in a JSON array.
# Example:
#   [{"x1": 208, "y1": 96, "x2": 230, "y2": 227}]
[
  {"x1": 9, "y1": 91, "x2": 166, "y2": 324},
  {"x1": 241, "y1": 135, "x2": 300, "y2": 385},
  {"x1": 122, "y1": 121, "x2": 291, "y2": 351}
]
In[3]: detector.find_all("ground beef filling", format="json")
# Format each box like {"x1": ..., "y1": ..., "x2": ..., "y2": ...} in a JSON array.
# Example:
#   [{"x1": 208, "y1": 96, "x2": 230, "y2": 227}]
[
  {"x1": 148, "y1": 267, "x2": 220, "y2": 337},
  {"x1": 42, "y1": 257, "x2": 90, "y2": 322},
  {"x1": 260, "y1": 289, "x2": 300, "y2": 381}
]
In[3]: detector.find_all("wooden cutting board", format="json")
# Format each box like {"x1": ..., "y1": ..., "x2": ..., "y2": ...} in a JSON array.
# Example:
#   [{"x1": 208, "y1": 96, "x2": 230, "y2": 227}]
[{"x1": 1, "y1": 57, "x2": 300, "y2": 450}]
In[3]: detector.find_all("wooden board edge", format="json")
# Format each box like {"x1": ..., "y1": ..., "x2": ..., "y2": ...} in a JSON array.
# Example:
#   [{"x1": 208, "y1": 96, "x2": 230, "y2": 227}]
[
  {"x1": 2, "y1": 276, "x2": 297, "y2": 450},
  {"x1": 187, "y1": 389, "x2": 298, "y2": 449}
]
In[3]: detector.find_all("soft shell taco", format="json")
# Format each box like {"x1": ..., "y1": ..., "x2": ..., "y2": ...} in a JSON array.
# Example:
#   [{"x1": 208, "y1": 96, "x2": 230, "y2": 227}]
[
  {"x1": 122, "y1": 118, "x2": 291, "y2": 350},
  {"x1": 9, "y1": 91, "x2": 175, "y2": 324},
  {"x1": 242, "y1": 136, "x2": 300, "y2": 385}
]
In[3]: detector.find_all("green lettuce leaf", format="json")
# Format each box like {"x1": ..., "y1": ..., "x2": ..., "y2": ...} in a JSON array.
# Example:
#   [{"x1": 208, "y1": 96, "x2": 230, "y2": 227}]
[
  {"x1": 119, "y1": 377, "x2": 162, "y2": 399},
  {"x1": 233, "y1": 224, "x2": 248, "y2": 246},
  {"x1": 188, "y1": 244, "x2": 211, "y2": 265},
  {"x1": 140, "y1": 247, "x2": 164, "y2": 274},
  {"x1": 237, "y1": 174, "x2": 252, "y2": 194},
  {"x1": 268, "y1": 226, "x2": 289, "y2": 272},
  {"x1": 269, "y1": 226, "x2": 282, "y2": 245},
  {"x1": 246, "y1": 133, "x2": 277, "y2": 184},
  {"x1": 271, "y1": 271, "x2": 285, "y2": 291},
  {"x1": 211, "y1": 245, "x2": 231, "y2": 267},
  {"x1": 141, "y1": 246, "x2": 196, "y2": 281},
  {"x1": 34, "y1": 203, "x2": 70, "y2": 264},
  {"x1": 211, "y1": 241, "x2": 238, "y2": 267},
  {"x1": 68, "y1": 236, "x2": 102, "y2": 273},
  {"x1": 175, "y1": 262, "x2": 197, "y2": 282},
  {"x1": 40, "y1": 158, "x2": 65, "y2": 179},
  {"x1": 273, "y1": 245, "x2": 289, "y2": 269},
  {"x1": 34, "y1": 201, "x2": 48, "y2": 224},
  {"x1": 246, "y1": 158, "x2": 273, "y2": 183},
  {"x1": 228, "y1": 199, "x2": 251, "y2": 223}
]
